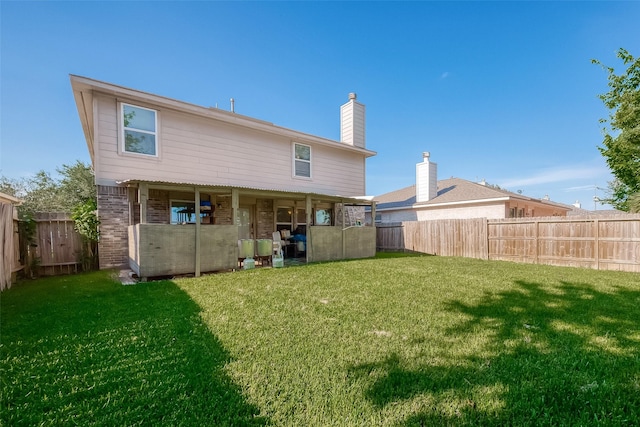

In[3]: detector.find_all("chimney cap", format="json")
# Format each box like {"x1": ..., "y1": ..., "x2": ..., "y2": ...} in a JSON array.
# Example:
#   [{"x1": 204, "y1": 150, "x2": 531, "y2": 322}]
[
  {"x1": 348, "y1": 92, "x2": 357, "y2": 100},
  {"x1": 422, "y1": 151, "x2": 430, "y2": 159}
]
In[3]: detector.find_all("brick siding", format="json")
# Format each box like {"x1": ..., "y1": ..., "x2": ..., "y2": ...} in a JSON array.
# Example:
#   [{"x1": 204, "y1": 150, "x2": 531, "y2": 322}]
[{"x1": 97, "y1": 185, "x2": 130, "y2": 269}]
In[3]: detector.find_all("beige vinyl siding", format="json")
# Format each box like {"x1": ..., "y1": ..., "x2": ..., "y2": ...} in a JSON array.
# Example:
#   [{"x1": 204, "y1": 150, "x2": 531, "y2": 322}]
[{"x1": 93, "y1": 95, "x2": 366, "y2": 196}]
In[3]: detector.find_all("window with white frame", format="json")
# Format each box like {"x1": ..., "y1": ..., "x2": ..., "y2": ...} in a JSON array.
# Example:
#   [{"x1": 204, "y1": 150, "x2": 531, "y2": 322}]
[
  {"x1": 293, "y1": 143, "x2": 311, "y2": 178},
  {"x1": 122, "y1": 103, "x2": 157, "y2": 156}
]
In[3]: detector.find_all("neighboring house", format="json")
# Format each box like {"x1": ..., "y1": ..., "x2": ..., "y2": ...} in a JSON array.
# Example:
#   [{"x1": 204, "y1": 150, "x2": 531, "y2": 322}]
[
  {"x1": 566, "y1": 201, "x2": 626, "y2": 217},
  {"x1": 370, "y1": 152, "x2": 571, "y2": 223},
  {"x1": 0, "y1": 192, "x2": 22, "y2": 291},
  {"x1": 70, "y1": 76, "x2": 376, "y2": 279}
]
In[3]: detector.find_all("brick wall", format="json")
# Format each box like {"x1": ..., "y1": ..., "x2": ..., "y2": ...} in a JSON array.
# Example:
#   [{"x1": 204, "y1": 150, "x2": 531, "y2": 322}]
[
  {"x1": 148, "y1": 190, "x2": 170, "y2": 224},
  {"x1": 214, "y1": 198, "x2": 232, "y2": 225},
  {"x1": 97, "y1": 185, "x2": 130, "y2": 269},
  {"x1": 256, "y1": 199, "x2": 274, "y2": 239}
]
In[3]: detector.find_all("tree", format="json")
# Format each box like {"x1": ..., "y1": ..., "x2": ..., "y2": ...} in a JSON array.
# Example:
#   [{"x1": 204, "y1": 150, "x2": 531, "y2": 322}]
[
  {"x1": 72, "y1": 198, "x2": 100, "y2": 270},
  {"x1": 592, "y1": 48, "x2": 640, "y2": 211},
  {"x1": 0, "y1": 161, "x2": 96, "y2": 217},
  {"x1": 0, "y1": 161, "x2": 99, "y2": 271},
  {"x1": 629, "y1": 192, "x2": 640, "y2": 213}
]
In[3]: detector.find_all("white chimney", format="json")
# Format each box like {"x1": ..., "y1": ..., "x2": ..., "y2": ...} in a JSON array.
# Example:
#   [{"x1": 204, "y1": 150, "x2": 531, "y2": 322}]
[
  {"x1": 573, "y1": 200, "x2": 581, "y2": 208},
  {"x1": 416, "y1": 152, "x2": 438, "y2": 202},
  {"x1": 340, "y1": 93, "x2": 365, "y2": 148}
]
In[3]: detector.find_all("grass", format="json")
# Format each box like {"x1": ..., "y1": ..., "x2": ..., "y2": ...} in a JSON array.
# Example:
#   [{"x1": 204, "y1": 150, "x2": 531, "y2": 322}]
[{"x1": 2, "y1": 254, "x2": 639, "y2": 426}]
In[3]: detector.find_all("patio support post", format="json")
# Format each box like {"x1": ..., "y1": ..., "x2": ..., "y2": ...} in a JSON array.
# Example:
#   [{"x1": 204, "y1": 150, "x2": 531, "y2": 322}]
[
  {"x1": 231, "y1": 188, "x2": 239, "y2": 228},
  {"x1": 342, "y1": 202, "x2": 347, "y2": 259},
  {"x1": 138, "y1": 183, "x2": 148, "y2": 224},
  {"x1": 127, "y1": 187, "x2": 136, "y2": 226},
  {"x1": 370, "y1": 201, "x2": 376, "y2": 227},
  {"x1": 195, "y1": 188, "x2": 201, "y2": 278},
  {"x1": 305, "y1": 195, "x2": 312, "y2": 262}
]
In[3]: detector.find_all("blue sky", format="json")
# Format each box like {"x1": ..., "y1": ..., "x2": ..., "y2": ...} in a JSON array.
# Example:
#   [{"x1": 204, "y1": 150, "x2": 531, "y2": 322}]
[{"x1": 2, "y1": 1, "x2": 639, "y2": 210}]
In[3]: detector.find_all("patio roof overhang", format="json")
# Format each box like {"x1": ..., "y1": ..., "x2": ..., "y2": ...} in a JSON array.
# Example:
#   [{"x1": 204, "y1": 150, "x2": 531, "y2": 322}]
[
  {"x1": 118, "y1": 179, "x2": 376, "y2": 279},
  {"x1": 116, "y1": 178, "x2": 376, "y2": 206}
]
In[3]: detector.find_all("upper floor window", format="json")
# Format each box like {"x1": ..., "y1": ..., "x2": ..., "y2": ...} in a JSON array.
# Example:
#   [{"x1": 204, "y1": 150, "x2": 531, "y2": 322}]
[
  {"x1": 293, "y1": 143, "x2": 311, "y2": 178},
  {"x1": 122, "y1": 103, "x2": 157, "y2": 156}
]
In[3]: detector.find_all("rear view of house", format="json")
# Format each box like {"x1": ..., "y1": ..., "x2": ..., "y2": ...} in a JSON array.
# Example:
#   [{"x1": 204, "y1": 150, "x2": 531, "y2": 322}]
[{"x1": 70, "y1": 76, "x2": 376, "y2": 279}]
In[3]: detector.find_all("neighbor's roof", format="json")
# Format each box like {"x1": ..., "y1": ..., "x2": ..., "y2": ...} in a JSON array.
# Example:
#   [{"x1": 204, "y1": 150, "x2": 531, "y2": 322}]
[{"x1": 375, "y1": 177, "x2": 570, "y2": 210}]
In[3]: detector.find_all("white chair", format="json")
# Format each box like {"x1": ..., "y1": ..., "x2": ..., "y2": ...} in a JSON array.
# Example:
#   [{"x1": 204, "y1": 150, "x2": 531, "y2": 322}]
[
  {"x1": 280, "y1": 229, "x2": 293, "y2": 256},
  {"x1": 272, "y1": 231, "x2": 284, "y2": 258}
]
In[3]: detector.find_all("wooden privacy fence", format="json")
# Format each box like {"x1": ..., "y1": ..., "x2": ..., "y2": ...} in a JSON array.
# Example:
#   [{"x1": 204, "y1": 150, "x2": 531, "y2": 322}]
[
  {"x1": 377, "y1": 215, "x2": 640, "y2": 273},
  {"x1": 0, "y1": 203, "x2": 21, "y2": 291},
  {"x1": 30, "y1": 213, "x2": 83, "y2": 276}
]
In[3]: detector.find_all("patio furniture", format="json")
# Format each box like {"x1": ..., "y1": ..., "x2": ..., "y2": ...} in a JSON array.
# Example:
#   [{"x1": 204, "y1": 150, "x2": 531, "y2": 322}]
[{"x1": 272, "y1": 231, "x2": 284, "y2": 258}]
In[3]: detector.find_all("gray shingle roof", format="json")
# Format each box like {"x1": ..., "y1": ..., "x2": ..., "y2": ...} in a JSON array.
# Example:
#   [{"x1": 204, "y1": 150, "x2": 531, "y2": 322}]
[{"x1": 375, "y1": 177, "x2": 556, "y2": 210}]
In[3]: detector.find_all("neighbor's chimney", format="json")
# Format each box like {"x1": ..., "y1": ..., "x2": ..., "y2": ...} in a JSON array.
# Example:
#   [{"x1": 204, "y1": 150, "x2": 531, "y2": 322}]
[
  {"x1": 416, "y1": 152, "x2": 438, "y2": 203},
  {"x1": 340, "y1": 93, "x2": 365, "y2": 148}
]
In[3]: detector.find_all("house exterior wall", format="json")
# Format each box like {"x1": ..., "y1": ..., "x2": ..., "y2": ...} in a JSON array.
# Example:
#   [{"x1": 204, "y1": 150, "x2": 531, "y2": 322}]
[
  {"x1": 415, "y1": 203, "x2": 507, "y2": 221},
  {"x1": 505, "y1": 201, "x2": 567, "y2": 218},
  {"x1": 377, "y1": 209, "x2": 419, "y2": 223},
  {"x1": 92, "y1": 94, "x2": 366, "y2": 197},
  {"x1": 97, "y1": 185, "x2": 130, "y2": 269},
  {"x1": 256, "y1": 199, "x2": 274, "y2": 239},
  {"x1": 148, "y1": 190, "x2": 170, "y2": 223},
  {"x1": 73, "y1": 77, "x2": 376, "y2": 273},
  {"x1": 374, "y1": 204, "x2": 505, "y2": 223},
  {"x1": 375, "y1": 200, "x2": 568, "y2": 224}
]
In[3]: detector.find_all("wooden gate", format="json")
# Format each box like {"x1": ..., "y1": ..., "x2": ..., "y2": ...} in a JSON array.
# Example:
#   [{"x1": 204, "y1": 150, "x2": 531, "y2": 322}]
[{"x1": 31, "y1": 213, "x2": 82, "y2": 276}]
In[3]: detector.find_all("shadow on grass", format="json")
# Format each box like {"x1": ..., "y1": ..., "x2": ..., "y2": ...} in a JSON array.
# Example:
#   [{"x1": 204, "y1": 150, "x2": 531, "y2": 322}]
[
  {"x1": 375, "y1": 251, "x2": 433, "y2": 259},
  {"x1": 1, "y1": 272, "x2": 269, "y2": 426},
  {"x1": 350, "y1": 280, "x2": 640, "y2": 426}
]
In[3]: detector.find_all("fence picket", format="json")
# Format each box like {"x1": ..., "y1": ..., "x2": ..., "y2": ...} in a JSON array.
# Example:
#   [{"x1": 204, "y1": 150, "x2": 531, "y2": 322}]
[{"x1": 377, "y1": 215, "x2": 640, "y2": 272}]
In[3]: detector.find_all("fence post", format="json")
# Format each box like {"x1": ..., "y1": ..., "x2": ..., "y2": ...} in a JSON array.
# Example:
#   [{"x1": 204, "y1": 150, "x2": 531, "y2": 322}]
[
  {"x1": 485, "y1": 219, "x2": 489, "y2": 260},
  {"x1": 534, "y1": 220, "x2": 539, "y2": 265},
  {"x1": 594, "y1": 219, "x2": 600, "y2": 270}
]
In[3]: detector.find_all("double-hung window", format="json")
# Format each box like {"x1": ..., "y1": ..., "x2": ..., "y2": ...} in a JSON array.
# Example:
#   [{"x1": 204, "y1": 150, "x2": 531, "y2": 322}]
[
  {"x1": 293, "y1": 143, "x2": 311, "y2": 178},
  {"x1": 122, "y1": 103, "x2": 157, "y2": 156}
]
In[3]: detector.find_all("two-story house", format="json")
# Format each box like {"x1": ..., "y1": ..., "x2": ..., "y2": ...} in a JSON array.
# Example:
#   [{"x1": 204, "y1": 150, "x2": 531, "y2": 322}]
[{"x1": 70, "y1": 76, "x2": 376, "y2": 279}]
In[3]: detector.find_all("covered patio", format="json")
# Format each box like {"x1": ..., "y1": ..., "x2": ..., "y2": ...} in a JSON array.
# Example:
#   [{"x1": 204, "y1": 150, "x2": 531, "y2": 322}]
[{"x1": 120, "y1": 180, "x2": 376, "y2": 280}]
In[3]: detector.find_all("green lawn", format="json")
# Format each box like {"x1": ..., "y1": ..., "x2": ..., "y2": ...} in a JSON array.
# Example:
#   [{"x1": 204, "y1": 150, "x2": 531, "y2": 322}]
[{"x1": 2, "y1": 254, "x2": 639, "y2": 426}]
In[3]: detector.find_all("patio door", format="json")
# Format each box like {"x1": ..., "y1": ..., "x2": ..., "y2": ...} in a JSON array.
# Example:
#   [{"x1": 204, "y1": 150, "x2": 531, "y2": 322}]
[{"x1": 237, "y1": 207, "x2": 253, "y2": 240}]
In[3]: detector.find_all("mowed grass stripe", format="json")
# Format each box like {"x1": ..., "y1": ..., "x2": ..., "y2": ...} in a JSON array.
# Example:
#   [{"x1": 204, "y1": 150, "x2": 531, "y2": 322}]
[{"x1": 2, "y1": 254, "x2": 639, "y2": 426}]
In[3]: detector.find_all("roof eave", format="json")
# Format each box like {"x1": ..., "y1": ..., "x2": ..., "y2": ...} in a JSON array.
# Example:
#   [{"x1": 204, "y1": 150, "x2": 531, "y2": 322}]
[
  {"x1": 116, "y1": 179, "x2": 375, "y2": 204},
  {"x1": 69, "y1": 75, "x2": 376, "y2": 159}
]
